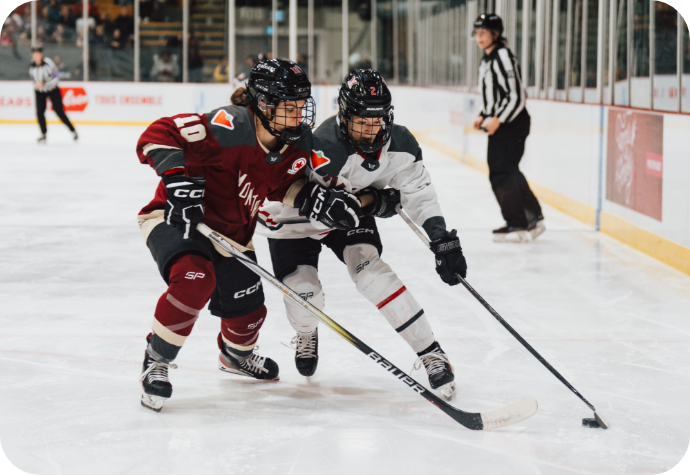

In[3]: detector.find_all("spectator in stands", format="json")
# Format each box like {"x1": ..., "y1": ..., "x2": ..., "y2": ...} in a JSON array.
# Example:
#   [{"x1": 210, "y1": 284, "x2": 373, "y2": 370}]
[
  {"x1": 74, "y1": 0, "x2": 100, "y2": 21},
  {"x1": 113, "y1": 6, "x2": 134, "y2": 42},
  {"x1": 150, "y1": 49, "x2": 179, "y2": 82},
  {"x1": 0, "y1": 28, "x2": 12, "y2": 48},
  {"x1": 213, "y1": 56, "x2": 228, "y2": 83},
  {"x1": 58, "y1": 5, "x2": 76, "y2": 31},
  {"x1": 236, "y1": 54, "x2": 255, "y2": 80},
  {"x1": 76, "y1": 14, "x2": 96, "y2": 46},
  {"x1": 48, "y1": 0, "x2": 61, "y2": 25},
  {"x1": 188, "y1": 31, "x2": 204, "y2": 82},
  {"x1": 151, "y1": 0, "x2": 170, "y2": 22},
  {"x1": 97, "y1": 11, "x2": 114, "y2": 35},
  {"x1": 52, "y1": 24, "x2": 72, "y2": 44},
  {"x1": 53, "y1": 55, "x2": 72, "y2": 80},
  {"x1": 139, "y1": 0, "x2": 153, "y2": 22},
  {"x1": 110, "y1": 28, "x2": 126, "y2": 50},
  {"x1": 40, "y1": 6, "x2": 57, "y2": 36},
  {"x1": 93, "y1": 23, "x2": 108, "y2": 46}
]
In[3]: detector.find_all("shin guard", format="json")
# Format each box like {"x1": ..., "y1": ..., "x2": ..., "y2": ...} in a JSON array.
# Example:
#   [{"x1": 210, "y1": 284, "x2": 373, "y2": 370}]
[
  {"x1": 219, "y1": 305, "x2": 268, "y2": 356},
  {"x1": 149, "y1": 254, "x2": 216, "y2": 362},
  {"x1": 283, "y1": 265, "x2": 325, "y2": 334},
  {"x1": 344, "y1": 244, "x2": 435, "y2": 353}
]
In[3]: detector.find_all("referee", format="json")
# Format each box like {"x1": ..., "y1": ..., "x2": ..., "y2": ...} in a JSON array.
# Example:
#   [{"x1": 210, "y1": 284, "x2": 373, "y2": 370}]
[
  {"x1": 472, "y1": 14, "x2": 544, "y2": 243},
  {"x1": 29, "y1": 47, "x2": 78, "y2": 143}
]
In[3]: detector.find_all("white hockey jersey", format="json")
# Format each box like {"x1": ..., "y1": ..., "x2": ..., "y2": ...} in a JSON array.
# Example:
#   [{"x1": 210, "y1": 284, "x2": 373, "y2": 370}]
[{"x1": 256, "y1": 115, "x2": 444, "y2": 240}]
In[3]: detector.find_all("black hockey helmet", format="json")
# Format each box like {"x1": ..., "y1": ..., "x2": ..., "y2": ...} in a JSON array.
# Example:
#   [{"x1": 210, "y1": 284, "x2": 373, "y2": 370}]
[
  {"x1": 472, "y1": 13, "x2": 504, "y2": 36},
  {"x1": 338, "y1": 69, "x2": 394, "y2": 155},
  {"x1": 246, "y1": 58, "x2": 315, "y2": 144}
]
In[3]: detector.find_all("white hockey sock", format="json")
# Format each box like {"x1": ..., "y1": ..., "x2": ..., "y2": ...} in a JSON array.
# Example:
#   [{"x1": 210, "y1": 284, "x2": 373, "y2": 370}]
[
  {"x1": 344, "y1": 244, "x2": 435, "y2": 353},
  {"x1": 283, "y1": 265, "x2": 324, "y2": 334}
]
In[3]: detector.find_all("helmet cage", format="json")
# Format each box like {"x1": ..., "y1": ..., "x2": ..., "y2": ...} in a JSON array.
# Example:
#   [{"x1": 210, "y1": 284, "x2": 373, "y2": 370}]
[
  {"x1": 246, "y1": 60, "x2": 315, "y2": 145},
  {"x1": 247, "y1": 84, "x2": 315, "y2": 145}
]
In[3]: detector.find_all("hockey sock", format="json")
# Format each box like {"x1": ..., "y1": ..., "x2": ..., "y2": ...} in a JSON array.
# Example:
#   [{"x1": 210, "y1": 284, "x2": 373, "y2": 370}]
[
  {"x1": 283, "y1": 265, "x2": 325, "y2": 334},
  {"x1": 149, "y1": 254, "x2": 216, "y2": 362},
  {"x1": 344, "y1": 244, "x2": 436, "y2": 354},
  {"x1": 219, "y1": 305, "x2": 268, "y2": 356}
]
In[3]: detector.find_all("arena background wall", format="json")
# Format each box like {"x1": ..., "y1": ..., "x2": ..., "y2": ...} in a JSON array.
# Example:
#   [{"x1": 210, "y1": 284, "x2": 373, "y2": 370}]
[{"x1": 1, "y1": 80, "x2": 688, "y2": 275}]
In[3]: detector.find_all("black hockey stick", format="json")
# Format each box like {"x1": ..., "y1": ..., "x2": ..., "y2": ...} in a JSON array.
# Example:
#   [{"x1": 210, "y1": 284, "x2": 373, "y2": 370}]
[
  {"x1": 395, "y1": 206, "x2": 609, "y2": 429},
  {"x1": 197, "y1": 223, "x2": 537, "y2": 430}
]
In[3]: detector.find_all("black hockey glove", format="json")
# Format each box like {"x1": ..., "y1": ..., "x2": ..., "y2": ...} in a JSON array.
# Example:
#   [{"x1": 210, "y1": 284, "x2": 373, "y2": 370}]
[
  {"x1": 295, "y1": 182, "x2": 362, "y2": 231},
  {"x1": 162, "y1": 174, "x2": 206, "y2": 239},
  {"x1": 358, "y1": 187, "x2": 401, "y2": 219},
  {"x1": 430, "y1": 230, "x2": 467, "y2": 285}
]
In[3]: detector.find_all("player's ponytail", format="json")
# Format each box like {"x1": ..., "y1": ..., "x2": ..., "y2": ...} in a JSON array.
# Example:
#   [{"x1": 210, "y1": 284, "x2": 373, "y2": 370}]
[{"x1": 231, "y1": 87, "x2": 250, "y2": 107}]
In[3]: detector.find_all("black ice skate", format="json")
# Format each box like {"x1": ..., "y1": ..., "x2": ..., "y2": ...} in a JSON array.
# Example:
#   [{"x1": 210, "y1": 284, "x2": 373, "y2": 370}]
[
  {"x1": 291, "y1": 328, "x2": 319, "y2": 376},
  {"x1": 72, "y1": 131, "x2": 79, "y2": 141},
  {"x1": 414, "y1": 342, "x2": 456, "y2": 401},
  {"x1": 492, "y1": 224, "x2": 531, "y2": 243},
  {"x1": 37, "y1": 134, "x2": 46, "y2": 144},
  {"x1": 140, "y1": 350, "x2": 177, "y2": 412},
  {"x1": 527, "y1": 215, "x2": 546, "y2": 241},
  {"x1": 218, "y1": 336, "x2": 279, "y2": 380}
]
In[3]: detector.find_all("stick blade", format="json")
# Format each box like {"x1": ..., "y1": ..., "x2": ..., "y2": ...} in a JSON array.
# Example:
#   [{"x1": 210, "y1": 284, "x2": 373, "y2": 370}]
[
  {"x1": 480, "y1": 396, "x2": 538, "y2": 430},
  {"x1": 594, "y1": 411, "x2": 610, "y2": 429}
]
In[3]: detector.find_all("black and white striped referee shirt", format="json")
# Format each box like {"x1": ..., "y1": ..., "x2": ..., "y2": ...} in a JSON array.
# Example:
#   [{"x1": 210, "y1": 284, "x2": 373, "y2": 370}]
[
  {"x1": 29, "y1": 58, "x2": 60, "y2": 93},
  {"x1": 478, "y1": 45, "x2": 526, "y2": 123}
]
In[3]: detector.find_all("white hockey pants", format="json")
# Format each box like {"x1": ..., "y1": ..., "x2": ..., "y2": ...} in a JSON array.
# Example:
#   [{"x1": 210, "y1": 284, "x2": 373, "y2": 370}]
[{"x1": 282, "y1": 243, "x2": 435, "y2": 353}]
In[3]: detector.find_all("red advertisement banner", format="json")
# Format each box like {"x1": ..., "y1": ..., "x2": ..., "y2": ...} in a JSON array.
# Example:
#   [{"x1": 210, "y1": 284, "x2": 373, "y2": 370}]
[{"x1": 606, "y1": 109, "x2": 663, "y2": 221}]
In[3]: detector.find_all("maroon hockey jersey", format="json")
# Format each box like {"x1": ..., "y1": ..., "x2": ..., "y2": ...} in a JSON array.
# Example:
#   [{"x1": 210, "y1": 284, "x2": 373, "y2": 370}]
[{"x1": 137, "y1": 104, "x2": 311, "y2": 247}]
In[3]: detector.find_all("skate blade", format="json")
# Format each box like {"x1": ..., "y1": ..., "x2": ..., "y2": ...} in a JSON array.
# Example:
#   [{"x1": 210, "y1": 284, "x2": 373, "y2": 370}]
[
  {"x1": 141, "y1": 393, "x2": 166, "y2": 412},
  {"x1": 218, "y1": 358, "x2": 280, "y2": 381},
  {"x1": 438, "y1": 381, "x2": 456, "y2": 401},
  {"x1": 529, "y1": 221, "x2": 546, "y2": 240},
  {"x1": 493, "y1": 230, "x2": 531, "y2": 243}
]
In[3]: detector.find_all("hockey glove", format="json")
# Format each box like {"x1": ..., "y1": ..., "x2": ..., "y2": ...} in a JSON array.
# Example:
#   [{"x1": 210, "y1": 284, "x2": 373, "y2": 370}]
[
  {"x1": 358, "y1": 187, "x2": 401, "y2": 219},
  {"x1": 295, "y1": 182, "x2": 361, "y2": 231},
  {"x1": 430, "y1": 230, "x2": 467, "y2": 285},
  {"x1": 162, "y1": 174, "x2": 206, "y2": 239}
]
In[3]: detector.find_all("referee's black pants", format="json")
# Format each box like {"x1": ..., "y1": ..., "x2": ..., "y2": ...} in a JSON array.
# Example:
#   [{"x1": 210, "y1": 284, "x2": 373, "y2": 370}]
[
  {"x1": 35, "y1": 88, "x2": 75, "y2": 135},
  {"x1": 487, "y1": 109, "x2": 542, "y2": 228}
]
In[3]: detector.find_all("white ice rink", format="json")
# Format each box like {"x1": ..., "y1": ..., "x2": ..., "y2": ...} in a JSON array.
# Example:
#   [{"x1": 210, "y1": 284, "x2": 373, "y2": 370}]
[{"x1": 1, "y1": 123, "x2": 689, "y2": 475}]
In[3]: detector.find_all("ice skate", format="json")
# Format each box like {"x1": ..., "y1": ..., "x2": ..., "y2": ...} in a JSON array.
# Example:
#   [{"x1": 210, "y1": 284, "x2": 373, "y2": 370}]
[
  {"x1": 140, "y1": 350, "x2": 177, "y2": 412},
  {"x1": 291, "y1": 328, "x2": 319, "y2": 376},
  {"x1": 72, "y1": 131, "x2": 79, "y2": 141},
  {"x1": 414, "y1": 342, "x2": 456, "y2": 401},
  {"x1": 527, "y1": 216, "x2": 545, "y2": 240},
  {"x1": 218, "y1": 338, "x2": 279, "y2": 380},
  {"x1": 37, "y1": 134, "x2": 46, "y2": 144},
  {"x1": 492, "y1": 224, "x2": 531, "y2": 243}
]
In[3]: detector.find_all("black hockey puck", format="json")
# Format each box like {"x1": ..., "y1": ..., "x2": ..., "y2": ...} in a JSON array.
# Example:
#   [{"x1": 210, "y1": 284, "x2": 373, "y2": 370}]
[{"x1": 582, "y1": 418, "x2": 600, "y2": 428}]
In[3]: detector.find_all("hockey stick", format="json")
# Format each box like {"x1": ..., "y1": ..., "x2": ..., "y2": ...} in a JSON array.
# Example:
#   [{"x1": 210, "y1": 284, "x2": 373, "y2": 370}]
[
  {"x1": 197, "y1": 223, "x2": 537, "y2": 430},
  {"x1": 395, "y1": 206, "x2": 610, "y2": 429}
]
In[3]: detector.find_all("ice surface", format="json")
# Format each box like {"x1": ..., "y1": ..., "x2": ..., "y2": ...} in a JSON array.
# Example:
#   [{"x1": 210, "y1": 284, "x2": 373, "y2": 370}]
[{"x1": 1, "y1": 124, "x2": 689, "y2": 475}]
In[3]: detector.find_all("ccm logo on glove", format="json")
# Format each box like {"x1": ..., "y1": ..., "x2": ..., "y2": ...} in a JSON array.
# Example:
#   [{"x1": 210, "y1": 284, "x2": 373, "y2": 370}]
[{"x1": 173, "y1": 189, "x2": 205, "y2": 199}]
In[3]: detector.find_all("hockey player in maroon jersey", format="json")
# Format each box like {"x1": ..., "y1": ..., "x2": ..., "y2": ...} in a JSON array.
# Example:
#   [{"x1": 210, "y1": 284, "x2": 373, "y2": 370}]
[
  {"x1": 258, "y1": 70, "x2": 467, "y2": 401},
  {"x1": 136, "y1": 59, "x2": 362, "y2": 412}
]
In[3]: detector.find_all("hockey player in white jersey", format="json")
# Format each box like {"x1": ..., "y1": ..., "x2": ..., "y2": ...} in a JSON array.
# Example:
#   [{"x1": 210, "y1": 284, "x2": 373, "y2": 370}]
[{"x1": 257, "y1": 70, "x2": 467, "y2": 400}]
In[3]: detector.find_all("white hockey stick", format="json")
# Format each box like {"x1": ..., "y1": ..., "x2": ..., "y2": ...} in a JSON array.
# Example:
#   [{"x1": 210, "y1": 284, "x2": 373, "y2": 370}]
[
  {"x1": 197, "y1": 223, "x2": 537, "y2": 430},
  {"x1": 395, "y1": 206, "x2": 609, "y2": 429}
]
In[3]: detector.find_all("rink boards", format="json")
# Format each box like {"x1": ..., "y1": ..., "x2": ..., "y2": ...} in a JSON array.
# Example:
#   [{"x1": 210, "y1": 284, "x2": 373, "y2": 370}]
[{"x1": 0, "y1": 80, "x2": 688, "y2": 275}]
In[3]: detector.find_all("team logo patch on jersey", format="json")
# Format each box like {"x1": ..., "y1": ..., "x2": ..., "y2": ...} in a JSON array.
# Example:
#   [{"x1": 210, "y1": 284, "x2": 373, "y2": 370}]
[
  {"x1": 288, "y1": 157, "x2": 307, "y2": 175},
  {"x1": 311, "y1": 150, "x2": 331, "y2": 170},
  {"x1": 211, "y1": 109, "x2": 235, "y2": 130}
]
